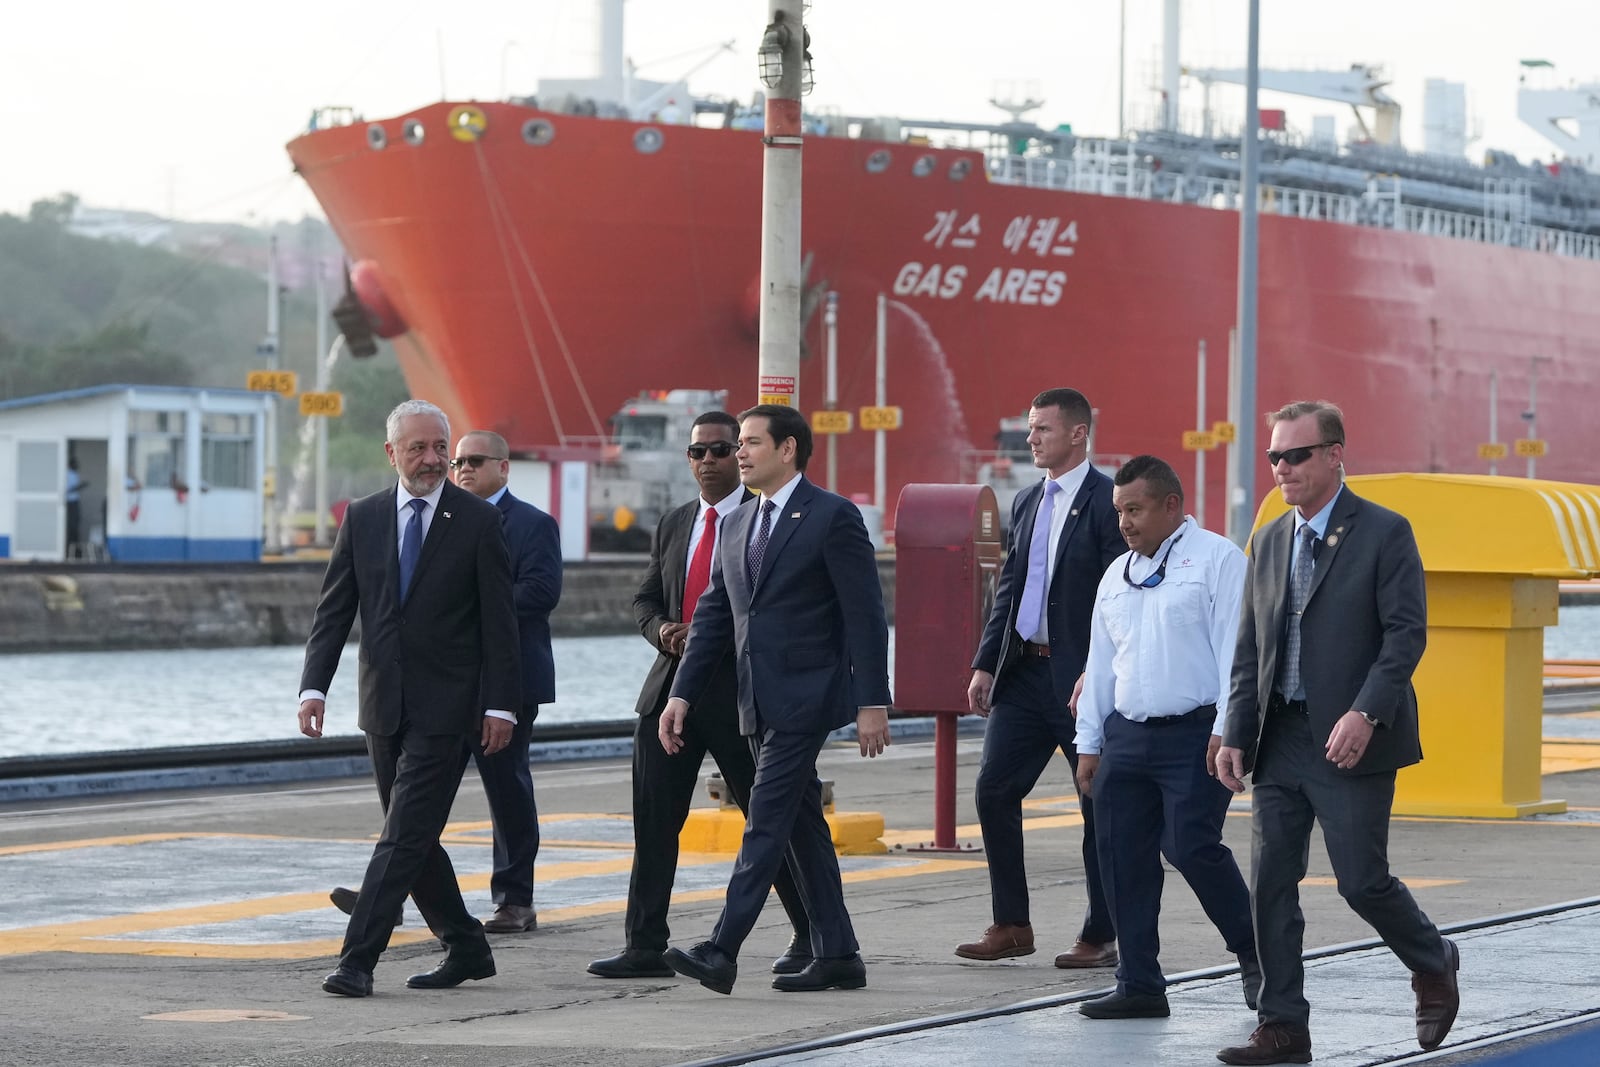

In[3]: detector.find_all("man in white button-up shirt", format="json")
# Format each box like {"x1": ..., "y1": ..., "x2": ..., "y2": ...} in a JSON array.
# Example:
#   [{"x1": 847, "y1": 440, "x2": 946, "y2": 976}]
[{"x1": 1073, "y1": 455, "x2": 1258, "y2": 1022}]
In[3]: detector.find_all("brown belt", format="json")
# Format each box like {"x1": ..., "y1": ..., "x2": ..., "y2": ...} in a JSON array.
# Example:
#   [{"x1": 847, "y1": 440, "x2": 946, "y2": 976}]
[{"x1": 1020, "y1": 640, "x2": 1051, "y2": 658}]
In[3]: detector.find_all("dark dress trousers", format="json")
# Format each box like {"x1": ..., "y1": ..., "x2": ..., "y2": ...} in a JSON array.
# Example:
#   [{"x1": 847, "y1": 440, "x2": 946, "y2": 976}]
[
  {"x1": 1225, "y1": 487, "x2": 1449, "y2": 1026},
  {"x1": 625, "y1": 494, "x2": 808, "y2": 951},
  {"x1": 301, "y1": 481, "x2": 521, "y2": 974},
  {"x1": 458, "y1": 489, "x2": 561, "y2": 909},
  {"x1": 669, "y1": 477, "x2": 891, "y2": 960},
  {"x1": 969, "y1": 466, "x2": 1123, "y2": 937}
]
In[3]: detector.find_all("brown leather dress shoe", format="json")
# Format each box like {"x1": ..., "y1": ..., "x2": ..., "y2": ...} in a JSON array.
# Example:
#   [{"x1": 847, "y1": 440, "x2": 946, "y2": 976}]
[
  {"x1": 955, "y1": 922, "x2": 1035, "y2": 960},
  {"x1": 1217, "y1": 1021, "x2": 1313, "y2": 1065},
  {"x1": 481, "y1": 903, "x2": 537, "y2": 933},
  {"x1": 1412, "y1": 938, "x2": 1460, "y2": 1051},
  {"x1": 1054, "y1": 939, "x2": 1118, "y2": 968}
]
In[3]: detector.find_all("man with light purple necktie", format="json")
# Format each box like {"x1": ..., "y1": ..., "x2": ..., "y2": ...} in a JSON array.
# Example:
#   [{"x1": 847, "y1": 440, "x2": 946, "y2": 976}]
[{"x1": 958, "y1": 388, "x2": 1126, "y2": 969}]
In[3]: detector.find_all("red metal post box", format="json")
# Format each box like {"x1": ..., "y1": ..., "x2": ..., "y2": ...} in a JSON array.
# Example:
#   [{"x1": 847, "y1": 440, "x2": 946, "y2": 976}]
[
  {"x1": 893, "y1": 483, "x2": 1003, "y2": 851},
  {"x1": 895, "y1": 483, "x2": 1004, "y2": 714}
]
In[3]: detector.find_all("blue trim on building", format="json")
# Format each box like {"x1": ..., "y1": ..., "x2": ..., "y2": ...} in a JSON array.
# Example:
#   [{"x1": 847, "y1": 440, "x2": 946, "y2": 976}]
[
  {"x1": 0, "y1": 383, "x2": 266, "y2": 414},
  {"x1": 0, "y1": 535, "x2": 9, "y2": 558},
  {"x1": 105, "y1": 537, "x2": 262, "y2": 562}
]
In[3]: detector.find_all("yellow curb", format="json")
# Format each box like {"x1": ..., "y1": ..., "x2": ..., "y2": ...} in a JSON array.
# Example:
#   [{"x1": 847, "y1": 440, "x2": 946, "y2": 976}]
[{"x1": 679, "y1": 809, "x2": 887, "y2": 855}]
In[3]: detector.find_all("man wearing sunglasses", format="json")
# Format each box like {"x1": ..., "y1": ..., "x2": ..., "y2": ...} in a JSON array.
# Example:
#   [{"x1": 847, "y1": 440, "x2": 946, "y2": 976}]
[
  {"x1": 449, "y1": 431, "x2": 561, "y2": 933},
  {"x1": 589, "y1": 411, "x2": 810, "y2": 981},
  {"x1": 1215, "y1": 401, "x2": 1458, "y2": 1065},
  {"x1": 1071, "y1": 455, "x2": 1258, "y2": 1021},
  {"x1": 960, "y1": 387, "x2": 1123, "y2": 969}
]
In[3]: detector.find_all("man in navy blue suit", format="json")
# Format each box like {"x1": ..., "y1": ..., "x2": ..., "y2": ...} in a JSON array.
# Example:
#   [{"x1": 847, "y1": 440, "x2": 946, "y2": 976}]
[
  {"x1": 328, "y1": 429, "x2": 561, "y2": 936},
  {"x1": 959, "y1": 388, "x2": 1124, "y2": 968},
  {"x1": 657, "y1": 404, "x2": 892, "y2": 996},
  {"x1": 449, "y1": 429, "x2": 562, "y2": 933}
]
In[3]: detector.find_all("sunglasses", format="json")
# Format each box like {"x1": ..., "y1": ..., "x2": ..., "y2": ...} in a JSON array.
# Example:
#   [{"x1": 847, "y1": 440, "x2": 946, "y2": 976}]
[
  {"x1": 1265, "y1": 441, "x2": 1339, "y2": 467},
  {"x1": 686, "y1": 441, "x2": 737, "y2": 460},
  {"x1": 1123, "y1": 531, "x2": 1184, "y2": 589},
  {"x1": 448, "y1": 454, "x2": 505, "y2": 471}
]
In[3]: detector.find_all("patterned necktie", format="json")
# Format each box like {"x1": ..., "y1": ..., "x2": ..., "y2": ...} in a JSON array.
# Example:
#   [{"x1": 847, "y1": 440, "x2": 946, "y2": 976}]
[
  {"x1": 399, "y1": 498, "x2": 426, "y2": 601},
  {"x1": 746, "y1": 500, "x2": 776, "y2": 586},
  {"x1": 682, "y1": 506, "x2": 718, "y2": 625},
  {"x1": 1281, "y1": 523, "x2": 1317, "y2": 699},
  {"x1": 1014, "y1": 480, "x2": 1062, "y2": 643}
]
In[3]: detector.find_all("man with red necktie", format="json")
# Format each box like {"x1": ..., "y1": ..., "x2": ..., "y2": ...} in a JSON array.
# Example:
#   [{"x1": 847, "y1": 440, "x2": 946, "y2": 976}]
[{"x1": 589, "y1": 411, "x2": 809, "y2": 981}]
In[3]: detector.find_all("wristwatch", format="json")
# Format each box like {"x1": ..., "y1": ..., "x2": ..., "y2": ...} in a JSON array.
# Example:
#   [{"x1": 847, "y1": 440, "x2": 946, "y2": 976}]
[{"x1": 1361, "y1": 712, "x2": 1381, "y2": 727}]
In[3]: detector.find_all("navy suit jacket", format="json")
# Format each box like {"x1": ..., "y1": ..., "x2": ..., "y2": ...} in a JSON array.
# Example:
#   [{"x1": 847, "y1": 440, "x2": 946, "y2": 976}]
[
  {"x1": 670, "y1": 476, "x2": 892, "y2": 735},
  {"x1": 496, "y1": 489, "x2": 562, "y2": 709},
  {"x1": 300, "y1": 480, "x2": 521, "y2": 735},
  {"x1": 1224, "y1": 487, "x2": 1427, "y2": 776},
  {"x1": 971, "y1": 464, "x2": 1124, "y2": 703}
]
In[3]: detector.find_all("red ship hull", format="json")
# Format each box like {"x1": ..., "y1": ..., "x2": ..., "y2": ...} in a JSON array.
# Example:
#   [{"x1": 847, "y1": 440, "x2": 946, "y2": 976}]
[{"x1": 287, "y1": 101, "x2": 1600, "y2": 523}]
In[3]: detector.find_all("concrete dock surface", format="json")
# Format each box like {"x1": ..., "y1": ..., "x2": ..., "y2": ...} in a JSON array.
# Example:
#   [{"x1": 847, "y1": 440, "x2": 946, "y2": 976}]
[{"x1": 3, "y1": 711, "x2": 1600, "y2": 1067}]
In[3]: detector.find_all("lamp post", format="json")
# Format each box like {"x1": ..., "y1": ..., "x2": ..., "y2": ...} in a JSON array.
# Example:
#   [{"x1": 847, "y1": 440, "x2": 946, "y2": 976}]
[
  {"x1": 754, "y1": 1, "x2": 811, "y2": 410},
  {"x1": 1228, "y1": 0, "x2": 1261, "y2": 547}
]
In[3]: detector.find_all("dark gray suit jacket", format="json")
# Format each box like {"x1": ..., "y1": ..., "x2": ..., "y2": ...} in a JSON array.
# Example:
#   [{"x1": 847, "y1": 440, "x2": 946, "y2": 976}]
[
  {"x1": 632, "y1": 491, "x2": 751, "y2": 717},
  {"x1": 670, "y1": 477, "x2": 892, "y2": 735},
  {"x1": 300, "y1": 481, "x2": 522, "y2": 735},
  {"x1": 1224, "y1": 487, "x2": 1426, "y2": 775}
]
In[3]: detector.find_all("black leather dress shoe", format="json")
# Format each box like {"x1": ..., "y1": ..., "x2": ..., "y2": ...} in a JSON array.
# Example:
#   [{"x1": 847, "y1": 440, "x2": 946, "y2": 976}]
[
  {"x1": 772, "y1": 936, "x2": 814, "y2": 976},
  {"x1": 329, "y1": 886, "x2": 402, "y2": 927},
  {"x1": 588, "y1": 948, "x2": 676, "y2": 979},
  {"x1": 321, "y1": 966, "x2": 373, "y2": 997},
  {"x1": 663, "y1": 941, "x2": 737, "y2": 995},
  {"x1": 771, "y1": 953, "x2": 867, "y2": 992},
  {"x1": 1078, "y1": 989, "x2": 1171, "y2": 1019},
  {"x1": 405, "y1": 954, "x2": 496, "y2": 989}
]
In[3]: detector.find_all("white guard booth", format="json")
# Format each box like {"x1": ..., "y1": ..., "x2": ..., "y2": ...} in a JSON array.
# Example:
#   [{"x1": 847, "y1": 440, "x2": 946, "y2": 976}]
[{"x1": 0, "y1": 384, "x2": 271, "y2": 562}]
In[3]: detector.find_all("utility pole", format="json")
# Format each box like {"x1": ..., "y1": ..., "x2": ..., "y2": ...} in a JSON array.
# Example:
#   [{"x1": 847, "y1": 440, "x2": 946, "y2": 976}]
[
  {"x1": 824, "y1": 290, "x2": 839, "y2": 491},
  {"x1": 1194, "y1": 339, "x2": 1207, "y2": 528},
  {"x1": 1228, "y1": 0, "x2": 1262, "y2": 547},
  {"x1": 264, "y1": 236, "x2": 282, "y2": 555},
  {"x1": 755, "y1": 0, "x2": 807, "y2": 410},
  {"x1": 313, "y1": 256, "x2": 331, "y2": 548}
]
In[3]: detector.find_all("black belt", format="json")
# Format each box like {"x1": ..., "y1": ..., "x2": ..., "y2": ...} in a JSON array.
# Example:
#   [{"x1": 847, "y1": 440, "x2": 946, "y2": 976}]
[
  {"x1": 1020, "y1": 640, "x2": 1051, "y2": 658},
  {"x1": 1270, "y1": 693, "x2": 1308, "y2": 716},
  {"x1": 1135, "y1": 703, "x2": 1217, "y2": 726}
]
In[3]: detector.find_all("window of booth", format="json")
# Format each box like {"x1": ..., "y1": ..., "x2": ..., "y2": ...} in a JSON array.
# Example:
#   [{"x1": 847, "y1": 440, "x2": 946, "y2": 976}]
[
  {"x1": 202, "y1": 413, "x2": 254, "y2": 490},
  {"x1": 127, "y1": 410, "x2": 185, "y2": 488}
]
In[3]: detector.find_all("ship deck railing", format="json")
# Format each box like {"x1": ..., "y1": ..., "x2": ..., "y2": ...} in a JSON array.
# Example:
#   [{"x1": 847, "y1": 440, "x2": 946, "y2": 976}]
[{"x1": 988, "y1": 144, "x2": 1600, "y2": 262}]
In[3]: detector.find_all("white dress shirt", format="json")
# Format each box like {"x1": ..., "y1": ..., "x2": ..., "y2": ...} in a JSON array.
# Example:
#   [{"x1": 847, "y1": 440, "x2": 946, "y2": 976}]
[
  {"x1": 686, "y1": 485, "x2": 747, "y2": 573},
  {"x1": 1075, "y1": 516, "x2": 1247, "y2": 755},
  {"x1": 1019, "y1": 459, "x2": 1090, "y2": 645},
  {"x1": 300, "y1": 480, "x2": 514, "y2": 724}
]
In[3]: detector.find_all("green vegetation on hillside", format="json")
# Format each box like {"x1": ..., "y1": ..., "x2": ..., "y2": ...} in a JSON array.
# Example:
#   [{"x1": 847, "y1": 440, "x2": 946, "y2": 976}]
[{"x1": 0, "y1": 196, "x2": 411, "y2": 500}]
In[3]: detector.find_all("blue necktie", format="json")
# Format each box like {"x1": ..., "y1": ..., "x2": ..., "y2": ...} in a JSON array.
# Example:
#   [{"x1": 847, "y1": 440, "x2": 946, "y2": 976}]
[
  {"x1": 399, "y1": 498, "x2": 426, "y2": 600},
  {"x1": 1015, "y1": 481, "x2": 1061, "y2": 643},
  {"x1": 747, "y1": 500, "x2": 776, "y2": 585}
]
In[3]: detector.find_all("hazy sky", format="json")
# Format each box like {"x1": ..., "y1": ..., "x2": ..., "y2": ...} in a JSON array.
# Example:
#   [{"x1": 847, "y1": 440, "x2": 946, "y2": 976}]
[{"x1": 4, "y1": 0, "x2": 1598, "y2": 223}]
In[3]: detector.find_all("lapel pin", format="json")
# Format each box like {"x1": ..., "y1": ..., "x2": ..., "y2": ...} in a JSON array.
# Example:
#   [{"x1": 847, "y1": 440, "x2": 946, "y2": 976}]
[
  {"x1": 442, "y1": 511, "x2": 452, "y2": 519},
  {"x1": 1071, "y1": 508, "x2": 1080, "y2": 516},
  {"x1": 790, "y1": 511, "x2": 801, "y2": 519}
]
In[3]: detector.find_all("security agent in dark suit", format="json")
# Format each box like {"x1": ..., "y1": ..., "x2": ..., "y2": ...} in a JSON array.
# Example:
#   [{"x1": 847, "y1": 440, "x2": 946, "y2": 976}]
[
  {"x1": 589, "y1": 411, "x2": 810, "y2": 981},
  {"x1": 451, "y1": 430, "x2": 561, "y2": 933},
  {"x1": 960, "y1": 388, "x2": 1123, "y2": 968},
  {"x1": 1216, "y1": 401, "x2": 1459, "y2": 1066},
  {"x1": 298, "y1": 400, "x2": 522, "y2": 998},
  {"x1": 657, "y1": 404, "x2": 892, "y2": 996}
]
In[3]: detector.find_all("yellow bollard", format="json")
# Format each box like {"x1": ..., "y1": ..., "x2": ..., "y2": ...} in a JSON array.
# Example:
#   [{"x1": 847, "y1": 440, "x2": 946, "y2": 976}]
[{"x1": 1252, "y1": 473, "x2": 1600, "y2": 818}]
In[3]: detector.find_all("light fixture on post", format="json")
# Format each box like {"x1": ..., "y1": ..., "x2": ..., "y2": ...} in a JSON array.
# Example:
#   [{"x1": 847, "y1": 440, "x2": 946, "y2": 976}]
[
  {"x1": 800, "y1": 28, "x2": 814, "y2": 96},
  {"x1": 757, "y1": 14, "x2": 791, "y2": 89}
]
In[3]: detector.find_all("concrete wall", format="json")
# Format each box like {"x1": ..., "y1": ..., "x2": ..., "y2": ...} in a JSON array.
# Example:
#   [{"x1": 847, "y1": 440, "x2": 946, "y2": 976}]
[{"x1": 0, "y1": 560, "x2": 898, "y2": 653}]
